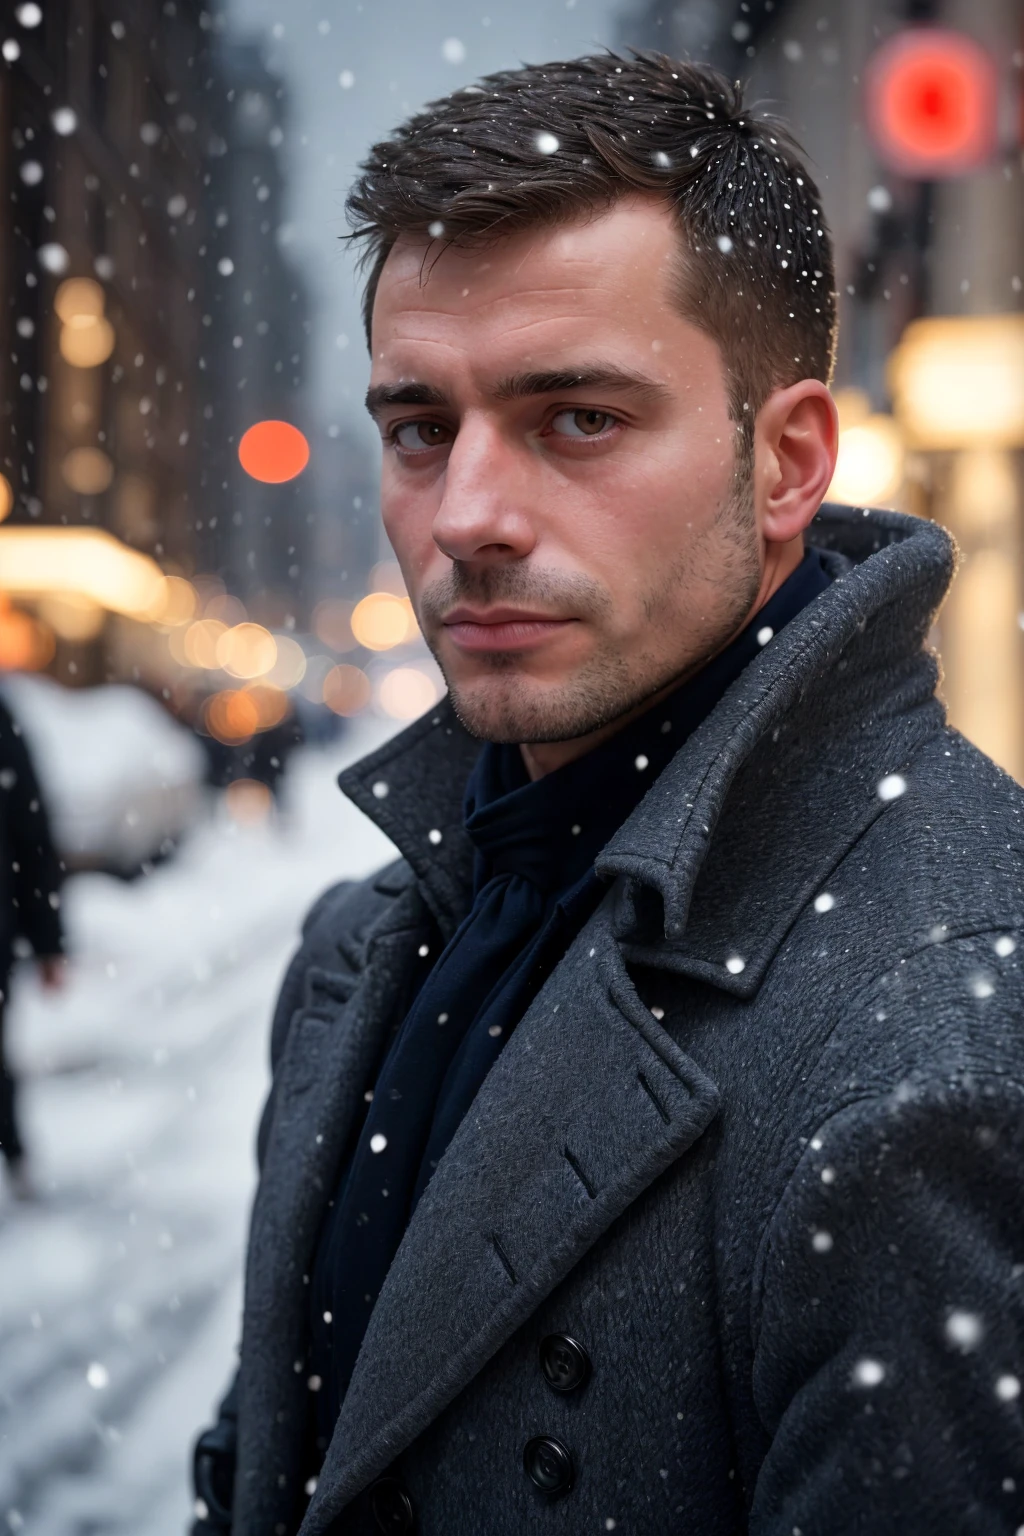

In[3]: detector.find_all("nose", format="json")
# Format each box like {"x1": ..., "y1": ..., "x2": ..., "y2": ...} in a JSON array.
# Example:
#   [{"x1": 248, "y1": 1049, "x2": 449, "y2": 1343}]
[{"x1": 431, "y1": 415, "x2": 537, "y2": 565}]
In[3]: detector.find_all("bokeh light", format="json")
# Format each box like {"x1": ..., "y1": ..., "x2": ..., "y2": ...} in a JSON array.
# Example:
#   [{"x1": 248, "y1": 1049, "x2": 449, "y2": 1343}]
[
  {"x1": 205, "y1": 688, "x2": 261, "y2": 743},
  {"x1": 0, "y1": 597, "x2": 55, "y2": 670},
  {"x1": 866, "y1": 29, "x2": 997, "y2": 177},
  {"x1": 159, "y1": 576, "x2": 198, "y2": 627},
  {"x1": 59, "y1": 314, "x2": 116, "y2": 367},
  {"x1": 378, "y1": 665, "x2": 442, "y2": 720},
  {"x1": 38, "y1": 592, "x2": 106, "y2": 641},
  {"x1": 54, "y1": 276, "x2": 105, "y2": 322},
  {"x1": 238, "y1": 419, "x2": 310, "y2": 483},
  {"x1": 888, "y1": 315, "x2": 1024, "y2": 451},
  {"x1": 323, "y1": 662, "x2": 372, "y2": 716},
  {"x1": 264, "y1": 633, "x2": 307, "y2": 689},
  {"x1": 245, "y1": 682, "x2": 290, "y2": 729},
  {"x1": 183, "y1": 618, "x2": 228, "y2": 668},
  {"x1": 350, "y1": 592, "x2": 419, "y2": 650},
  {"x1": 0, "y1": 474, "x2": 12, "y2": 524},
  {"x1": 215, "y1": 622, "x2": 277, "y2": 679},
  {"x1": 62, "y1": 446, "x2": 114, "y2": 495},
  {"x1": 828, "y1": 416, "x2": 904, "y2": 507},
  {"x1": 204, "y1": 592, "x2": 247, "y2": 626}
]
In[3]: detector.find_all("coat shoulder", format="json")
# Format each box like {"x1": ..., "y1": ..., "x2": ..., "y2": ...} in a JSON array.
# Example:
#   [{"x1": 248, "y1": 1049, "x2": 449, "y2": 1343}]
[
  {"x1": 754, "y1": 724, "x2": 1024, "y2": 1146},
  {"x1": 299, "y1": 856, "x2": 416, "y2": 966},
  {"x1": 267, "y1": 858, "x2": 416, "y2": 1071}
]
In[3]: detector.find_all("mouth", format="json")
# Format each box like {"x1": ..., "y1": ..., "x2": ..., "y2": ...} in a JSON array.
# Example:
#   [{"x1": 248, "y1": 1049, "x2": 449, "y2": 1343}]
[{"x1": 441, "y1": 606, "x2": 576, "y2": 654}]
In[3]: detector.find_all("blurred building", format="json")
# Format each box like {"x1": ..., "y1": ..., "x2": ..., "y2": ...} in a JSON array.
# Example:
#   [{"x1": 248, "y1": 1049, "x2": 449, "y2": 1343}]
[
  {"x1": 0, "y1": 2, "x2": 356, "y2": 691},
  {"x1": 618, "y1": 0, "x2": 1024, "y2": 779},
  {"x1": 0, "y1": 0, "x2": 223, "y2": 682},
  {"x1": 197, "y1": 36, "x2": 315, "y2": 628}
]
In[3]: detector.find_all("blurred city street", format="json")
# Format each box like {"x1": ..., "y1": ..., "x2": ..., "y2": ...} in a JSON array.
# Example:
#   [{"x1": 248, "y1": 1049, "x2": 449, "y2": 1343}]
[{"x1": 0, "y1": 727, "x2": 395, "y2": 1536}]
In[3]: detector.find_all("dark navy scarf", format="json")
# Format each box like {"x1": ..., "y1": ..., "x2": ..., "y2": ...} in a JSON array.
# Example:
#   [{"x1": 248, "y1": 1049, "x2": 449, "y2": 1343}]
[{"x1": 308, "y1": 547, "x2": 833, "y2": 1451}]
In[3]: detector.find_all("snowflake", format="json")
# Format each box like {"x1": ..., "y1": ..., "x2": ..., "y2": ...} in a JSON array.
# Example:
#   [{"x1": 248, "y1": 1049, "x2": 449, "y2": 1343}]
[
  {"x1": 877, "y1": 773, "x2": 906, "y2": 802},
  {"x1": 945, "y1": 1310, "x2": 984, "y2": 1350},
  {"x1": 851, "y1": 1357, "x2": 885, "y2": 1387}
]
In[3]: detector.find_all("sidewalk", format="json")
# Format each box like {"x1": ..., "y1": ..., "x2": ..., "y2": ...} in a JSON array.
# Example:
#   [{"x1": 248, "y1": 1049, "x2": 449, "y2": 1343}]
[{"x1": 0, "y1": 725, "x2": 397, "y2": 1535}]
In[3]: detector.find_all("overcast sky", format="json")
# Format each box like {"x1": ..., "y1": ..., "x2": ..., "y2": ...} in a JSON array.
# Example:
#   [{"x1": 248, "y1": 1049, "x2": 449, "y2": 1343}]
[{"x1": 225, "y1": 0, "x2": 626, "y2": 442}]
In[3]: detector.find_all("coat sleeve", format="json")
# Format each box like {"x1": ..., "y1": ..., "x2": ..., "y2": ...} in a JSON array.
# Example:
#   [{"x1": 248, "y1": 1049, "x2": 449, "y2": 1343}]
[
  {"x1": 189, "y1": 878, "x2": 357, "y2": 1534},
  {"x1": 748, "y1": 1072, "x2": 1024, "y2": 1535}
]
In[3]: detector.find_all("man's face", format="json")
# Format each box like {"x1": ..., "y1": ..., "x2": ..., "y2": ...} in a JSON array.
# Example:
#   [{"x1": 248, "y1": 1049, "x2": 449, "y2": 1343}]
[{"x1": 367, "y1": 195, "x2": 763, "y2": 746}]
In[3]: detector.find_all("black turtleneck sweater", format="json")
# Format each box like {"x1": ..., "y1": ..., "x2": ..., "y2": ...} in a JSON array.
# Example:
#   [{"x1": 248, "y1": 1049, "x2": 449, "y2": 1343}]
[{"x1": 307, "y1": 547, "x2": 832, "y2": 1455}]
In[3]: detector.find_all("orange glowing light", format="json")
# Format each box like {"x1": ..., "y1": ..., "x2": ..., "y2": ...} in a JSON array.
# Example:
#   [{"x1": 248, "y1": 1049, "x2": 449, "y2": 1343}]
[
  {"x1": 205, "y1": 688, "x2": 261, "y2": 744},
  {"x1": 245, "y1": 682, "x2": 289, "y2": 730},
  {"x1": 865, "y1": 29, "x2": 997, "y2": 176},
  {"x1": 350, "y1": 592, "x2": 418, "y2": 651},
  {"x1": 323, "y1": 663, "x2": 372, "y2": 716},
  {"x1": 0, "y1": 598, "x2": 55, "y2": 671},
  {"x1": 238, "y1": 420, "x2": 310, "y2": 484}
]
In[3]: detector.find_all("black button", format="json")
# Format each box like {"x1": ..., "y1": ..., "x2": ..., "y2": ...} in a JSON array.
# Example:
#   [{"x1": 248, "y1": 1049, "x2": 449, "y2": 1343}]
[
  {"x1": 523, "y1": 1435, "x2": 574, "y2": 1497},
  {"x1": 369, "y1": 1476, "x2": 415, "y2": 1533},
  {"x1": 539, "y1": 1333, "x2": 591, "y2": 1394}
]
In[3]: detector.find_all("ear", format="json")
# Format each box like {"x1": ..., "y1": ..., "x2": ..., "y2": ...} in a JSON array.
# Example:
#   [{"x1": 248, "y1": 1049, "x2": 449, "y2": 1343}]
[{"x1": 754, "y1": 381, "x2": 839, "y2": 544}]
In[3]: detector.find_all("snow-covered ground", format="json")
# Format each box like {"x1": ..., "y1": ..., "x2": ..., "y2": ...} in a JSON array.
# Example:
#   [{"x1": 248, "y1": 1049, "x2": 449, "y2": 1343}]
[{"x1": 0, "y1": 723, "x2": 399, "y2": 1536}]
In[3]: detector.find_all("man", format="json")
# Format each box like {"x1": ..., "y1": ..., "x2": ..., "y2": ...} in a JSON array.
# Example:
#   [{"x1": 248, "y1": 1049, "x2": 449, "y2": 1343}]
[{"x1": 194, "y1": 52, "x2": 1024, "y2": 1535}]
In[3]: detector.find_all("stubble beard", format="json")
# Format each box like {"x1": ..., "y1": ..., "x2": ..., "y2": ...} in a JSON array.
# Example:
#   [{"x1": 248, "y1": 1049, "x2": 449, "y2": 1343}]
[{"x1": 419, "y1": 465, "x2": 761, "y2": 746}]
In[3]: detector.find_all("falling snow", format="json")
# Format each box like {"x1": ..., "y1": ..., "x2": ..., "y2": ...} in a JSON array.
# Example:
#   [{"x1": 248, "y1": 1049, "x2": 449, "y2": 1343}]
[
  {"x1": 851, "y1": 1358, "x2": 886, "y2": 1388},
  {"x1": 945, "y1": 1310, "x2": 985, "y2": 1351}
]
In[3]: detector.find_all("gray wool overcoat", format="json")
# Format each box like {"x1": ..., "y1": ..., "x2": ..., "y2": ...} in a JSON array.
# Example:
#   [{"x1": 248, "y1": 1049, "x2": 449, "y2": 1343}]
[{"x1": 216, "y1": 505, "x2": 1024, "y2": 1535}]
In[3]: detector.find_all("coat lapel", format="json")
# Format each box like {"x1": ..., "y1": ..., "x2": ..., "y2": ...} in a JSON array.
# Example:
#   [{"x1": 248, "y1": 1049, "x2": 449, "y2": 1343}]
[
  {"x1": 301, "y1": 896, "x2": 720, "y2": 1531},
  {"x1": 234, "y1": 886, "x2": 429, "y2": 1535}
]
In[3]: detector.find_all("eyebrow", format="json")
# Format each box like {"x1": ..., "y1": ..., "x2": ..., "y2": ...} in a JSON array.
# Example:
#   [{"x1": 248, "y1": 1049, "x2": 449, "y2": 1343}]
[{"x1": 364, "y1": 364, "x2": 671, "y2": 420}]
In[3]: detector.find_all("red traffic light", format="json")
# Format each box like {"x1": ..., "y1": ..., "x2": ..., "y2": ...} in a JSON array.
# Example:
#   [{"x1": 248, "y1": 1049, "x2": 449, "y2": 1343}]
[{"x1": 865, "y1": 28, "x2": 998, "y2": 177}]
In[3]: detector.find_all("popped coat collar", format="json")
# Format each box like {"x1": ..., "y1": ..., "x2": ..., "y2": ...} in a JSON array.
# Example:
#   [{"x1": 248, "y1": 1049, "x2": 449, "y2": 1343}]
[{"x1": 339, "y1": 505, "x2": 956, "y2": 988}]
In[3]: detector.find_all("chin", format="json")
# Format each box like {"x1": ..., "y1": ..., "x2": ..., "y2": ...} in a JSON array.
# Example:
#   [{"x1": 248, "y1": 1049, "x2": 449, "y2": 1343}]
[{"x1": 446, "y1": 656, "x2": 647, "y2": 745}]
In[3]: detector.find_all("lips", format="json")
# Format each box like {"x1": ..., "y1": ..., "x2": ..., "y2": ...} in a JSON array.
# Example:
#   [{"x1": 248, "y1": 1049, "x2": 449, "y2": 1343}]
[{"x1": 441, "y1": 607, "x2": 575, "y2": 654}]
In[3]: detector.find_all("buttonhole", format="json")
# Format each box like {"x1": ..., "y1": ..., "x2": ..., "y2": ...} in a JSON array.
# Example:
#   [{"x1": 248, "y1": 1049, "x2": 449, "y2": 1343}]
[
  {"x1": 563, "y1": 1144, "x2": 596, "y2": 1200},
  {"x1": 490, "y1": 1231, "x2": 517, "y2": 1284},
  {"x1": 637, "y1": 1070, "x2": 671, "y2": 1125}
]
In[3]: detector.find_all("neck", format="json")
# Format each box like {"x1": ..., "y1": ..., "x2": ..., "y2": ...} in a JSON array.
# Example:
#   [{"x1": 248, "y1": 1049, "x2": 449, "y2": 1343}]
[{"x1": 520, "y1": 535, "x2": 804, "y2": 781}]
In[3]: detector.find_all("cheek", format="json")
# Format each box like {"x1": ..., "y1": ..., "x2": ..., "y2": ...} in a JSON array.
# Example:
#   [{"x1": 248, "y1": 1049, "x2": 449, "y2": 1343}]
[
  {"x1": 380, "y1": 485, "x2": 443, "y2": 592},
  {"x1": 570, "y1": 447, "x2": 727, "y2": 569}
]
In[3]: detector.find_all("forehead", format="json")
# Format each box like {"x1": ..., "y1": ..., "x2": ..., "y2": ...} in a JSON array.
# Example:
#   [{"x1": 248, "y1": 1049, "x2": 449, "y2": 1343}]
[{"x1": 370, "y1": 196, "x2": 689, "y2": 365}]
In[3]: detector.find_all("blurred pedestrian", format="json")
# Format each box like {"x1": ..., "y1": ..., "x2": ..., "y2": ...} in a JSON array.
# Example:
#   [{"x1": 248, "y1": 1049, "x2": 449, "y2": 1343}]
[{"x1": 0, "y1": 692, "x2": 65, "y2": 1200}]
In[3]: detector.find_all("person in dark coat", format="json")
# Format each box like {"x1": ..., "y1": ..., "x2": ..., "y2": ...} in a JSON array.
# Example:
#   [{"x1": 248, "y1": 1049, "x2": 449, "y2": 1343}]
[
  {"x1": 192, "y1": 53, "x2": 1024, "y2": 1535},
  {"x1": 0, "y1": 691, "x2": 65, "y2": 1198}
]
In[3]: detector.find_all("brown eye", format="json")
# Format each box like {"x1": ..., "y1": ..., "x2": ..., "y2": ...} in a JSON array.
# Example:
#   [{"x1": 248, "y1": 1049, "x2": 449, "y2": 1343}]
[
  {"x1": 550, "y1": 408, "x2": 616, "y2": 439},
  {"x1": 394, "y1": 420, "x2": 451, "y2": 450}
]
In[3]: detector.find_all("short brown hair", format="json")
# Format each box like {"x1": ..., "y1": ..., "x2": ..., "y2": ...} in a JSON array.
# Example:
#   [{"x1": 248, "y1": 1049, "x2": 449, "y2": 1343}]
[{"x1": 346, "y1": 51, "x2": 837, "y2": 446}]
